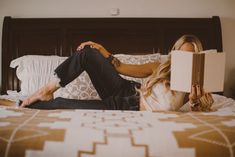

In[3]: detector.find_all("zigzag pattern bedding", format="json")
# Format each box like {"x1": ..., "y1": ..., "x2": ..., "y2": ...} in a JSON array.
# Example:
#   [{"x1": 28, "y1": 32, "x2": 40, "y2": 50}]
[{"x1": 0, "y1": 100, "x2": 234, "y2": 157}]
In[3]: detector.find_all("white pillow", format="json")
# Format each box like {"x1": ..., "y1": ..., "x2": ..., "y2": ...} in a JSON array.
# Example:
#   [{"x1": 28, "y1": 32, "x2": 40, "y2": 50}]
[
  {"x1": 10, "y1": 55, "x2": 67, "y2": 96},
  {"x1": 10, "y1": 55, "x2": 100, "y2": 100},
  {"x1": 10, "y1": 53, "x2": 164, "y2": 100}
]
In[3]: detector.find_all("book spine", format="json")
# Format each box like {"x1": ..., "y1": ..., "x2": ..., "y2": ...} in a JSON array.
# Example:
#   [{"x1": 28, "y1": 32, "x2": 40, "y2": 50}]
[
  {"x1": 191, "y1": 54, "x2": 197, "y2": 86},
  {"x1": 191, "y1": 53, "x2": 205, "y2": 88},
  {"x1": 200, "y1": 54, "x2": 205, "y2": 87}
]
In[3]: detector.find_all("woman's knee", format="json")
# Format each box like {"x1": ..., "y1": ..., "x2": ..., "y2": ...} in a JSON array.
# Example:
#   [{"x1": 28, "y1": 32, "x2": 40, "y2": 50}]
[{"x1": 79, "y1": 46, "x2": 99, "y2": 58}]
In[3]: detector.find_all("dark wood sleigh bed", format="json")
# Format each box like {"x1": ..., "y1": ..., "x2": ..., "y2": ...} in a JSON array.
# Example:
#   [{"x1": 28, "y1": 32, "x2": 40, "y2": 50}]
[{"x1": 1, "y1": 16, "x2": 222, "y2": 94}]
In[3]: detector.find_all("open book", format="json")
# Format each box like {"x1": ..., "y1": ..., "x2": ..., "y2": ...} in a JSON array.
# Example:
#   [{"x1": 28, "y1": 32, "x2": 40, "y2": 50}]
[{"x1": 170, "y1": 50, "x2": 226, "y2": 92}]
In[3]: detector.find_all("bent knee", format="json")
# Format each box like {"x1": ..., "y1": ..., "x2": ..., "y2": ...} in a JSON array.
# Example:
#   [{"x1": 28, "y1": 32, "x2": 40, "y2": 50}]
[
  {"x1": 78, "y1": 45, "x2": 96, "y2": 55},
  {"x1": 81, "y1": 46, "x2": 103, "y2": 59}
]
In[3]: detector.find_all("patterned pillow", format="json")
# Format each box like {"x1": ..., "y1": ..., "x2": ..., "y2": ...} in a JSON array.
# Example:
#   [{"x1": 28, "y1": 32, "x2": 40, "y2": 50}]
[
  {"x1": 114, "y1": 53, "x2": 161, "y2": 84},
  {"x1": 10, "y1": 53, "x2": 163, "y2": 100},
  {"x1": 54, "y1": 71, "x2": 100, "y2": 100}
]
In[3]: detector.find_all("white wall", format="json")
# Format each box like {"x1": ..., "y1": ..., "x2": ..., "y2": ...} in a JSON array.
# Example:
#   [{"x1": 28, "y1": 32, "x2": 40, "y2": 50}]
[{"x1": 0, "y1": 0, "x2": 235, "y2": 98}]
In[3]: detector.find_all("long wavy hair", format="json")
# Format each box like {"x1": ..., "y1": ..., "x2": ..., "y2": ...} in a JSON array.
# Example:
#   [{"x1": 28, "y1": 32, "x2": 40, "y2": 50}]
[{"x1": 141, "y1": 34, "x2": 203, "y2": 97}]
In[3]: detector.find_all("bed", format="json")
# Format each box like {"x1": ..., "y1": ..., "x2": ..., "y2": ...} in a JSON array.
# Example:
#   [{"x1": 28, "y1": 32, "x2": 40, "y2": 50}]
[{"x1": 1, "y1": 16, "x2": 235, "y2": 157}]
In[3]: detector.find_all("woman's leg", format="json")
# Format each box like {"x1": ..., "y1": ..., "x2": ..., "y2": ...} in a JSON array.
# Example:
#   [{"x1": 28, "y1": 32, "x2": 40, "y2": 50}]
[
  {"x1": 21, "y1": 46, "x2": 127, "y2": 107},
  {"x1": 27, "y1": 97, "x2": 105, "y2": 110},
  {"x1": 21, "y1": 79, "x2": 60, "y2": 107},
  {"x1": 103, "y1": 94, "x2": 140, "y2": 111},
  {"x1": 26, "y1": 95, "x2": 139, "y2": 110},
  {"x1": 54, "y1": 46, "x2": 127, "y2": 99}
]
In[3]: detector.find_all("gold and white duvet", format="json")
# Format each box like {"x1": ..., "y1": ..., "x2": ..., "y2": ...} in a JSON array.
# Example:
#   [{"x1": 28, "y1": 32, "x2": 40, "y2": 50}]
[{"x1": 0, "y1": 96, "x2": 235, "y2": 157}]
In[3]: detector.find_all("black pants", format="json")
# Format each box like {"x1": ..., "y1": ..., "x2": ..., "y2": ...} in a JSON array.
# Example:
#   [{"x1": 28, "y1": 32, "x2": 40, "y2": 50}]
[{"x1": 28, "y1": 46, "x2": 140, "y2": 110}]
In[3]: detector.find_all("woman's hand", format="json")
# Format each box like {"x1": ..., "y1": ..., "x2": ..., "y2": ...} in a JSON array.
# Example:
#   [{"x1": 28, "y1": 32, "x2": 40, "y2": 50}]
[
  {"x1": 77, "y1": 41, "x2": 102, "y2": 51},
  {"x1": 77, "y1": 41, "x2": 110, "y2": 58},
  {"x1": 189, "y1": 85, "x2": 203, "y2": 105},
  {"x1": 189, "y1": 85, "x2": 214, "y2": 111}
]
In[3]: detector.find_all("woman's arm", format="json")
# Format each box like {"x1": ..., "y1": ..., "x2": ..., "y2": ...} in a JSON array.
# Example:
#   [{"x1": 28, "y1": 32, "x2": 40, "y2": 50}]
[
  {"x1": 77, "y1": 41, "x2": 160, "y2": 78},
  {"x1": 115, "y1": 62, "x2": 159, "y2": 78}
]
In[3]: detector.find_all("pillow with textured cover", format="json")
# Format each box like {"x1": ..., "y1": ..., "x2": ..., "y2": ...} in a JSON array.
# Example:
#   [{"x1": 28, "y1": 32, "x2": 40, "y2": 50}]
[
  {"x1": 10, "y1": 55, "x2": 66, "y2": 96},
  {"x1": 10, "y1": 53, "x2": 164, "y2": 100},
  {"x1": 114, "y1": 53, "x2": 161, "y2": 84}
]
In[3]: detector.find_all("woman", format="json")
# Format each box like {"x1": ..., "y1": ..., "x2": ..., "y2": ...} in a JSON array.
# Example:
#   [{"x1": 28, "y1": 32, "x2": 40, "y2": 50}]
[
  {"x1": 20, "y1": 35, "x2": 214, "y2": 111},
  {"x1": 140, "y1": 35, "x2": 214, "y2": 111}
]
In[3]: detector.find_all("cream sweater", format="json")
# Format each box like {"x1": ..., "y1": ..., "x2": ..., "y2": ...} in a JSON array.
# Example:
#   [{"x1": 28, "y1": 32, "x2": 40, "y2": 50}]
[{"x1": 140, "y1": 83, "x2": 187, "y2": 111}]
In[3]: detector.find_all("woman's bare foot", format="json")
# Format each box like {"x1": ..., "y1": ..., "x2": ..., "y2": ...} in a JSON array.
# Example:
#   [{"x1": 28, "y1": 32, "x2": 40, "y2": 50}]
[{"x1": 20, "y1": 79, "x2": 60, "y2": 107}]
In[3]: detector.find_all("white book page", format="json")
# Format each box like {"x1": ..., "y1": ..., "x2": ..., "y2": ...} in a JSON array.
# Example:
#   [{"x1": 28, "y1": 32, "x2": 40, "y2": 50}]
[
  {"x1": 204, "y1": 52, "x2": 225, "y2": 92},
  {"x1": 170, "y1": 51, "x2": 193, "y2": 92}
]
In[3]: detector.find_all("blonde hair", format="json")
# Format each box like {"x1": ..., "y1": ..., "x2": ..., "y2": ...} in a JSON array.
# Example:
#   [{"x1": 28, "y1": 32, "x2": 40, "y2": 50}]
[{"x1": 141, "y1": 34, "x2": 203, "y2": 97}]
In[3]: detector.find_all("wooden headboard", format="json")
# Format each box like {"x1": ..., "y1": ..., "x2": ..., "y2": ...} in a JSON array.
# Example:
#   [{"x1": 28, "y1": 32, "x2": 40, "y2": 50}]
[{"x1": 1, "y1": 16, "x2": 222, "y2": 94}]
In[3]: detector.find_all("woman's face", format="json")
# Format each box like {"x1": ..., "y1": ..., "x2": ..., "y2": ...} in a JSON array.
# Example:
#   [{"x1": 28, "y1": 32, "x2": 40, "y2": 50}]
[{"x1": 180, "y1": 42, "x2": 195, "y2": 53}]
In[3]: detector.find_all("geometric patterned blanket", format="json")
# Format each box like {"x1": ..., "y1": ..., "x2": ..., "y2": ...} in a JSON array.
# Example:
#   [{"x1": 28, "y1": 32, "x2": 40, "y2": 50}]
[{"x1": 0, "y1": 104, "x2": 235, "y2": 157}]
